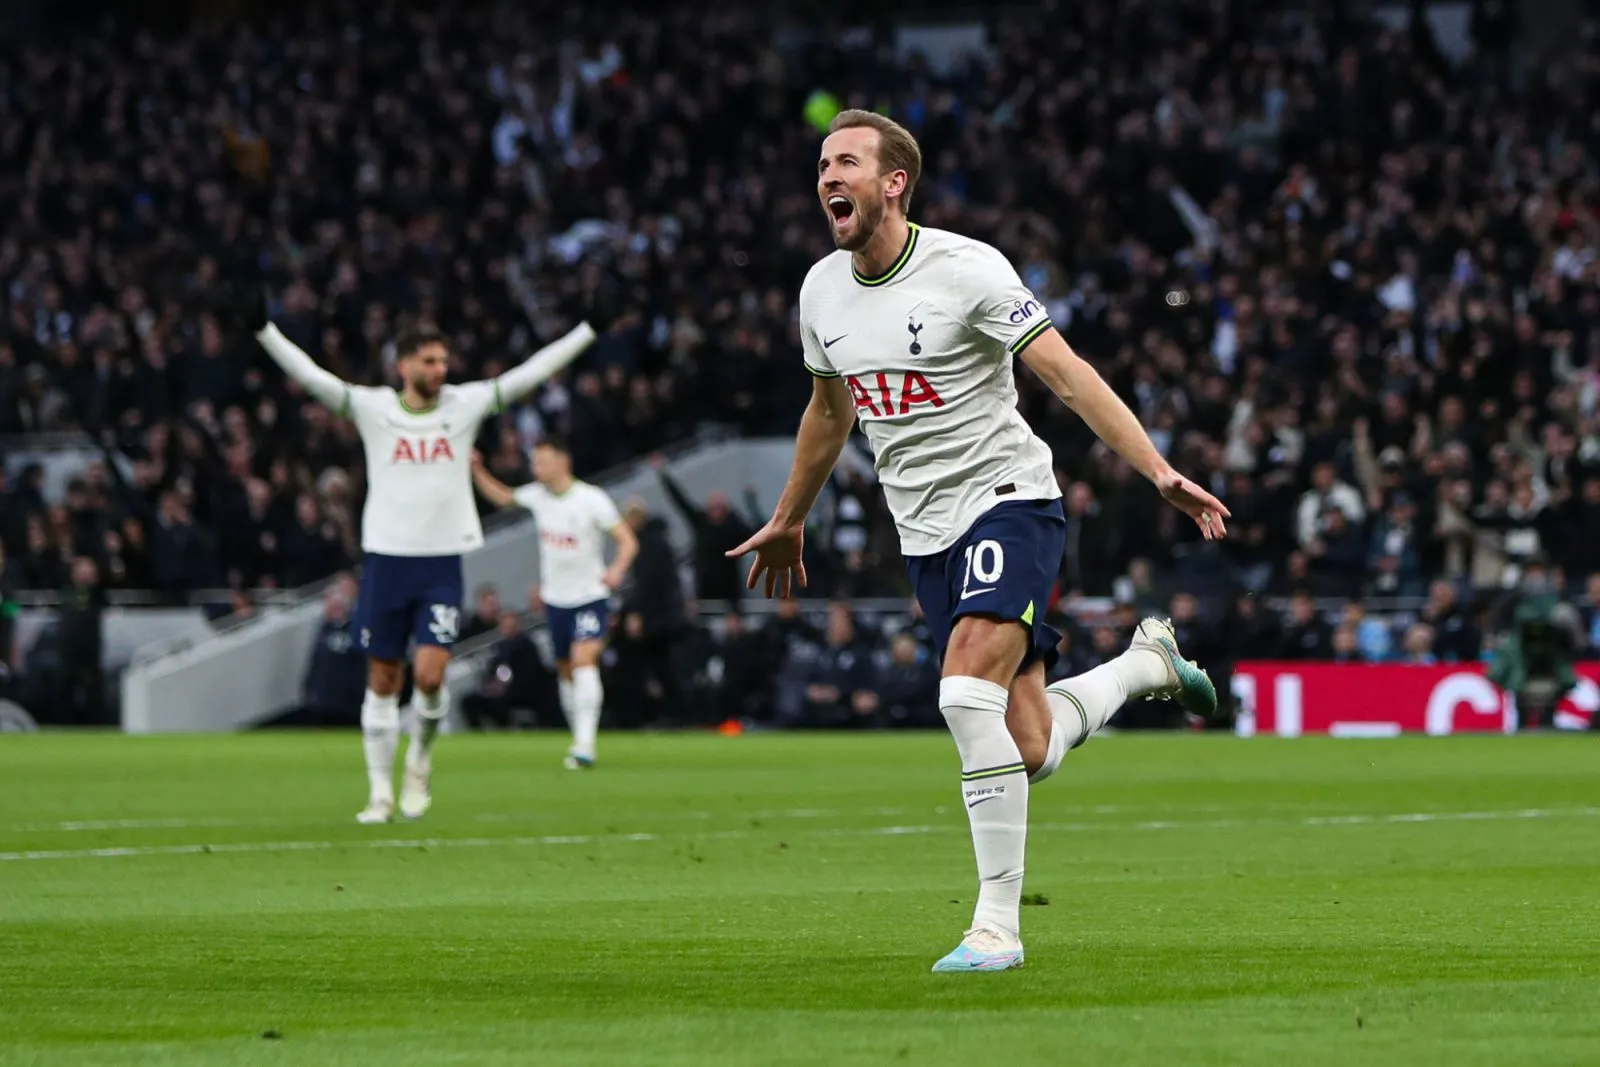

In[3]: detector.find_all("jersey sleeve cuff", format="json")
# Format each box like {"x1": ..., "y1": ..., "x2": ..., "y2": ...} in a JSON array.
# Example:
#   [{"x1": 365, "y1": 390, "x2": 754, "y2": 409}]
[
  {"x1": 805, "y1": 363, "x2": 840, "y2": 378},
  {"x1": 1007, "y1": 318, "x2": 1055, "y2": 355}
]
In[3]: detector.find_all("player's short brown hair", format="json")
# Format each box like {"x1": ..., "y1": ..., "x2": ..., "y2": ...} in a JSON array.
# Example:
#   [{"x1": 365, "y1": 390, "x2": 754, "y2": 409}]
[
  {"x1": 395, "y1": 328, "x2": 448, "y2": 360},
  {"x1": 828, "y1": 109, "x2": 923, "y2": 215}
]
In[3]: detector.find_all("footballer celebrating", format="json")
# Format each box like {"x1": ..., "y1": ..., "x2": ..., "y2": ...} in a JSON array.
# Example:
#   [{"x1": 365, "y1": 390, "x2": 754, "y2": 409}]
[
  {"x1": 472, "y1": 437, "x2": 637, "y2": 769},
  {"x1": 233, "y1": 285, "x2": 597, "y2": 823},
  {"x1": 731, "y1": 110, "x2": 1230, "y2": 972}
]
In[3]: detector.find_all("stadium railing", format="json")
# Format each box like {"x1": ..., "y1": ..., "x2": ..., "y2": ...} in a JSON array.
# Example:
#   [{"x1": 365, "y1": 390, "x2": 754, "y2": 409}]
[{"x1": 117, "y1": 434, "x2": 869, "y2": 732}]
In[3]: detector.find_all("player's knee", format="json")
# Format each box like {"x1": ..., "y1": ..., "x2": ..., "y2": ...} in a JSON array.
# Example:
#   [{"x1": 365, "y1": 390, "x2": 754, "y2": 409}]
[
  {"x1": 569, "y1": 640, "x2": 602, "y2": 669},
  {"x1": 413, "y1": 663, "x2": 447, "y2": 696},
  {"x1": 368, "y1": 660, "x2": 404, "y2": 696},
  {"x1": 945, "y1": 616, "x2": 1025, "y2": 684}
]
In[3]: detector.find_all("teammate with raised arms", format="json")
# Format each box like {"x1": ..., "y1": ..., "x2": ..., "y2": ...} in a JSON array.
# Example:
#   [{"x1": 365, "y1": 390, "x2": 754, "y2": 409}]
[{"x1": 232, "y1": 285, "x2": 597, "y2": 823}]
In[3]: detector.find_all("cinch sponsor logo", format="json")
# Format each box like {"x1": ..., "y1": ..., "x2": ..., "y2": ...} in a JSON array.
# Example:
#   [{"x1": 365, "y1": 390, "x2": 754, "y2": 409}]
[{"x1": 1007, "y1": 298, "x2": 1042, "y2": 324}]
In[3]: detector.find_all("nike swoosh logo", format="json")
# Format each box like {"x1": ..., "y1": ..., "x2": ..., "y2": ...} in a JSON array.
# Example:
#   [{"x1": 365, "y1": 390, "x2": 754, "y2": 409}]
[
  {"x1": 823, "y1": 335, "x2": 847, "y2": 348},
  {"x1": 966, "y1": 796, "x2": 999, "y2": 809},
  {"x1": 959, "y1": 587, "x2": 996, "y2": 600}
]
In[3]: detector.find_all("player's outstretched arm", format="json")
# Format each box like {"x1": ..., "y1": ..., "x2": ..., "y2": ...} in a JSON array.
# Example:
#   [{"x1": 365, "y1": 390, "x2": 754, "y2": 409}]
[
  {"x1": 491, "y1": 323, "x2": 598, "y2": 410},
  {"x1": 469, "y1": 454, "x2": 518, "y2": 509},
  {"x1": 726, "y1": 375, "x2": 856, "y2": 597},
  {"x1": 226, "y1": 283, "x2": 353, "y2": 413},
  {"x1": 1020, "y1": 331, "x2": 1231, "y2": 540}
]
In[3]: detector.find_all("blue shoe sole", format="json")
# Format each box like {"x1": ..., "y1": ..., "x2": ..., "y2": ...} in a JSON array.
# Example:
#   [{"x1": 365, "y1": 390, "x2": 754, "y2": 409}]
[{"x1": 930, "y1": 952, "x2": 1025, "y2": 973}]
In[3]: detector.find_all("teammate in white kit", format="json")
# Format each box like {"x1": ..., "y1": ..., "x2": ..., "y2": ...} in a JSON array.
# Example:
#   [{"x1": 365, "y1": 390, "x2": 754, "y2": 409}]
[
  {"x1": 731, "y1": 111, "x2": 1232, "y2": 972},
  {"x1": 231, "y1": 284, "x2": 597, "y2": 823},
  {"x1": 472, "y1": 438, "x2": 636, "y2": 768}
]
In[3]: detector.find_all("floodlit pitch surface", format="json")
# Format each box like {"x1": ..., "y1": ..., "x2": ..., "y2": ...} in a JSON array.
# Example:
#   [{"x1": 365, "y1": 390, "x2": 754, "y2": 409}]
[{"x1": 2, "y1": 732, "x2": 1596, "y2": 1066}]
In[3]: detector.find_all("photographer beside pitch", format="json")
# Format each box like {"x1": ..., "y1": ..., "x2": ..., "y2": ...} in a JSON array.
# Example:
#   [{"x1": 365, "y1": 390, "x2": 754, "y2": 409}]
[{"x1": 731, "y1": 110, "x2": 1229, "y2": 972}]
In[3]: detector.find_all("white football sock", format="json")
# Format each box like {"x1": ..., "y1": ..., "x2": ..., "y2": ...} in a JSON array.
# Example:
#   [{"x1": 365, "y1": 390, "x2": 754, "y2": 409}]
[
  {"x1": 940, "y1": 676, "x2": 1028, "y2": 938},
  {"x1": 570, "y1": 666, "x2": 602, "y2": 761},
  {"x1": 558, "y1": 678, "x2": 575, "y2": 727},
  {"x1": 408, "y1": 685, "x2": 448, "y2": 769},
  {"x1": 1028, "y1": 718, "x2": 1069, "y2": 785},
  {"x1": 1046, "y1": 648, "x2": 1168, "y2": 750},
  {"x1": 361, "y1": 690, "x2": 401, "y2": 804}
]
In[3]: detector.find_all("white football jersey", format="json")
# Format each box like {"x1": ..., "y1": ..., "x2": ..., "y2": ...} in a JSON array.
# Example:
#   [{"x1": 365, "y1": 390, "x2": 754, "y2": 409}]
[
  {"x1": 345, "y1": 382, "x2": 498, "y2": 556},
  {"x1": 512, "y1": 480, "x2": 622, "y2": 608},
  {"x1": 798, "y1": 224, "x2": 1061, "y2": 555}
]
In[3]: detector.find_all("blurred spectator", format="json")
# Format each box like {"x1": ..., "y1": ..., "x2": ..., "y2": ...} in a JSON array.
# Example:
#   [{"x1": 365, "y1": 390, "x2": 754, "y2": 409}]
[
  {"x1": 1224, "y1": 595, "x2": 1281, "y2": 662},
  {"x1": 0, "y1": 542, "x2": 18, "y2": 676},
  {"x1": 461, "y1": 614, "x2": 553, "y2": 731},
  {"x1": 1330, "y1": 625, "x2": 1363, "y2": 664},
  {"x1": 622, "y1": 500, "x2": 684, "y2": 638},
  {"x1": 1397, "y1": 623, "x2": 1439, "y2": 666},
  {"x1": 1340, "y1": 599, "x2": 1394, "y2": 663},
  {"x1": 864, "y1": 632, "x2": 943, "y2": 728},
  {"x1": 1297, "y1": 464, "x2": 1366, "y2": 552},
  {"x1": 709, "y1": 610, "x2": 770, "y2": 723},
  {"x1": 1419, "y1": 580, "x2": 1481, "y2": 662},
  {"x1": 1366, "y1": 494, "x2": 1428, "y2": 598},
  {"x1": 671, "y1": 601, "x2": 725, "y2": 726},
  {"x1": 653, "y1": 458, "x2": 756, "y2": 604},
  {"x1": 279, "y1": 494, "x2": 351, "y2": 590},
  {"x1": 299, "y1": 574, "x2": 366, "y2": 726},
  {"x1": 606, "y1": 610, "x2": 676, "y2": 728},
  {"x1": 56, "y1": 556, "x2": 107, "y2": 724},
  {"x1": 1279, "y1": 590, "x2": 1333, "y2": 660},
  {"x1": 795, "y1": 602, "x2": 877, "y2": 728},
  {"x1": 1060, "y1": 482, "x2": 1113, "y2": 596},
  {"x1": 1046, "y1": 622, "x2": 1098, "y2": 684},
  {"x1": 150, "y1": 491, "x2": 221, "y2": 599},
  {"x1": 462, "y1": 585, "x2": 504, "y2": 643}
]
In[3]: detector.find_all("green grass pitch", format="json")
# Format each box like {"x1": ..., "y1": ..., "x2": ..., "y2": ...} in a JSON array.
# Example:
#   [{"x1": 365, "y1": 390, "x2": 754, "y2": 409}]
[{"x1": 2, "y1": 731, "x2": 1597, "y2": 1066}]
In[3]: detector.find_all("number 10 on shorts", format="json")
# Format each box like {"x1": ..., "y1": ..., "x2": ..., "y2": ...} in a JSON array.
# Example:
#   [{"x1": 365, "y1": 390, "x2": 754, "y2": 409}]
[{"x1": 960, "y1": 539, "x2": 1004, "y2": 599}]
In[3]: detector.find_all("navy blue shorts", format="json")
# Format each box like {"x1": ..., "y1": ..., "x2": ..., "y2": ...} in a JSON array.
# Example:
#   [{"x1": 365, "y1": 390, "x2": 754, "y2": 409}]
[
  {"x1": 905, "y1": 498, "x2": 1065, "y2": 673},
  {"x1": 546, "y1": 599, "x2": 610, "y2": 660},
  {"x1": 353, "y1": 552, "x2": 465, "y2": 661}
]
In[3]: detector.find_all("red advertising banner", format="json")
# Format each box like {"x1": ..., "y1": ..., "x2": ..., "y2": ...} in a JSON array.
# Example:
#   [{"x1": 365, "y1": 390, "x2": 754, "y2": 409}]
[{"x1": 1231, "y1": 662, "x2": 1599, "y2": 737}]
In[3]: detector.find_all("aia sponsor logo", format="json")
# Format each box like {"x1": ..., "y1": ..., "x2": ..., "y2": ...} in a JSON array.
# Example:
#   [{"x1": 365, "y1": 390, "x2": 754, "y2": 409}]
[
  {"x1": 390, "y1": 437, "x2": 456, "y2": 464},
  {"x1": 541, "y1": 530, "x2": 580, "y2": 550},
  {"x1": 845, "y1": 371, "x2": 945, "y2": 418}
]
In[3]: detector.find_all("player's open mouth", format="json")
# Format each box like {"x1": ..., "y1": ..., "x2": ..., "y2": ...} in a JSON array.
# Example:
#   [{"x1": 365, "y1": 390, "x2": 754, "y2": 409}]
[{"x1": 827, "y1": 195, "x2": 855, "y2": 224}]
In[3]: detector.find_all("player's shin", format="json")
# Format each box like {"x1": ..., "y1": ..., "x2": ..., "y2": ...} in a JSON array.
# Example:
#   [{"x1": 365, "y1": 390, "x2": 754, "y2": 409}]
[
  {"x1": 409, "y1": 684, "x2": 449, "y2": 764},
  {"x1": 557, "y1": 678, "x2": 575, "y2": 726},
  {"x1": 1026, "y1": 718, "x2": 1069, "y2": 785},
  {"x1": 941, "y1": 676, "x2": 1028, "y2": 938},
  {"x1": 570, "y1": 666, "x2": 602, "y2": 761},
  {"x1": 361, "y1": 690, "x2": 402, "y2": 805},
  {"x1": 1044, "y1": 646, "x2": 1168, "y2": 749}
]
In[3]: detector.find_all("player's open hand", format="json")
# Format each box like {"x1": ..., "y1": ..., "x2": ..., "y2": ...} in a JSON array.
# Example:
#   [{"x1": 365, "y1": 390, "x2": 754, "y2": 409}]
[
  {"x1": 217, "y1": 278, "x2": 268, "y2": 334},
  {"x1": 727, "y1": 521, "x2": 807, "y2": 599},
  {"x1": 1155, "y1": 469, "x2": 1231, "y2": 540}
]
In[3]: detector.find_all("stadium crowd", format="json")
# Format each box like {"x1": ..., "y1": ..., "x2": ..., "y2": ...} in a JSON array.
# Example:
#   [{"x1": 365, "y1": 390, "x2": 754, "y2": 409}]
[{"x1": 4, "y1": 0, "x2": 1600, "y2": 724}]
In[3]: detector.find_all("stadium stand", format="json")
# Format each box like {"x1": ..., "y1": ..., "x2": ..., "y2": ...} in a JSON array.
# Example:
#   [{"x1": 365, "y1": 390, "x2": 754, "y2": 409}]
[{"x1": 3, "y1": 0, "x2": 1600, "y2": 728}]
